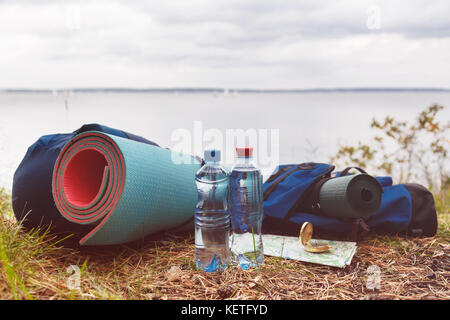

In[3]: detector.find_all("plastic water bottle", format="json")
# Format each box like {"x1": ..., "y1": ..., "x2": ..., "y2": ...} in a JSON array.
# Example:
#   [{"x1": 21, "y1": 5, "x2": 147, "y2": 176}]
[
  {"x1": 229, "y1": 147, "x2": 264, "y2": 269},
  {"x1": 194, "y1": 149, "x2": 230, "y2": 272}
]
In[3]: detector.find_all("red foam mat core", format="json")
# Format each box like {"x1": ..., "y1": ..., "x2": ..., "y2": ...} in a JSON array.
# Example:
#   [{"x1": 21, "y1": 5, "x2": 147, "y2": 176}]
[{"x1": 62, "y1": 148, "x2": 108, "y2": 207}]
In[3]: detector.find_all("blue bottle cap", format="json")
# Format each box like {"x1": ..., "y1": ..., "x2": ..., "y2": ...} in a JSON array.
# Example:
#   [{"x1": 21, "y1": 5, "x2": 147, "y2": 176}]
[{"x1": 204, "y1": 149, "x2": 221, "y2": 162}]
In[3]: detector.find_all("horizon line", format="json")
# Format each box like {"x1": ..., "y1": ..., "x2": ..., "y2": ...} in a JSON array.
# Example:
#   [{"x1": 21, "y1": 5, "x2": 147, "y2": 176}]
[{"x1": 1, "y1": 87, "x2": 450, "y2": 93}]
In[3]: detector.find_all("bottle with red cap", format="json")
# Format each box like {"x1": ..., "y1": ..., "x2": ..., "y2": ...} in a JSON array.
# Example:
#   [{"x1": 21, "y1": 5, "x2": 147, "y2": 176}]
[{"x1": 229, "y1": 147, "x2": 264, "y2": 269}]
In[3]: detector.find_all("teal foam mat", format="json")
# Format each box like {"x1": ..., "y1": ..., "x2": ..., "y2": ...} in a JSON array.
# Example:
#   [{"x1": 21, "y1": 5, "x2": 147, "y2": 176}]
[{"x1": 52, "y1": 131, "x2": 200, "y2": 245}]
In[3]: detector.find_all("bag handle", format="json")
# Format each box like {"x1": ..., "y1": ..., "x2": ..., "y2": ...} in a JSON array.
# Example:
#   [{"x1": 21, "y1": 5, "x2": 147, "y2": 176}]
[{"x1": 340, "y1": 166, "x2": 368, "y2": 176}]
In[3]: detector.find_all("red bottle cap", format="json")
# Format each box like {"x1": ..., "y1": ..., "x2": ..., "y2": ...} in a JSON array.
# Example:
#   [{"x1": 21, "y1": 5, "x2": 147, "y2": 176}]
[{"x1": 236, "y1": 147, "x2": 253, "y2": 157}]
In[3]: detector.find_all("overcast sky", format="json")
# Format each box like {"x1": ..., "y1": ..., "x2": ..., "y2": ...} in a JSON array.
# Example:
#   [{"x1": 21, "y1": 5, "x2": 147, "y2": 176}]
[{"x1": 0, "y1": 0, "x2": 449, "y2": 89}]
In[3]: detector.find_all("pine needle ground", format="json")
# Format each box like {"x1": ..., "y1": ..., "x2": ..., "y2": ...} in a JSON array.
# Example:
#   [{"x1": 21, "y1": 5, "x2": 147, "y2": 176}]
[{"x1": 0, "y1": 189, "x2": 448, "y2": 300}]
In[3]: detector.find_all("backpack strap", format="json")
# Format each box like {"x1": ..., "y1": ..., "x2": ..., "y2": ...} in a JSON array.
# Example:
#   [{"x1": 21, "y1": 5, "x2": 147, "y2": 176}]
[
  {"x1": 263, "y1": 163, "x2": 316, "y2": 201},
  {"x1": 264, "y1": 165, "x2": 295, "y2": 184},
  {"x1": 284, "y1": 165, "x2": 335, "y2": 220},
  {"x1": 350, "y1": 218, "x2": 371, "y2": 241},
  {"x1": 310, "y1": 175, "x2": 333, "y2": 212},
  {"x1": 340, "y1": 166, "x2": 368, "y2": 176}
]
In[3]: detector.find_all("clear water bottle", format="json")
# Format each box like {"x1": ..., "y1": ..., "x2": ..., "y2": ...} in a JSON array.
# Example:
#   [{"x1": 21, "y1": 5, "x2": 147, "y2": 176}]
[
  {"x1": 194, "y1": 149, "x2": 230, "y2": 272},
  {"x1": 229, "y1": 147, "x2": 264, "y2": 269}
]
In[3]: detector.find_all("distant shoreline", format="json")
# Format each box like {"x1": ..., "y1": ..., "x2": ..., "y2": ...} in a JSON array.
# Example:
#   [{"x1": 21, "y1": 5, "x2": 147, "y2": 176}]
[{"x1": 1, "y1": 87, "x2": 450, "y2": 95}]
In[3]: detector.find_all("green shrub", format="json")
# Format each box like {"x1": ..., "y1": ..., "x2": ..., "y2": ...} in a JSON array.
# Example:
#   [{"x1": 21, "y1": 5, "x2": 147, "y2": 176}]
[{"x1": 331, "y1": 105, "x2": 449, "y2": 194}]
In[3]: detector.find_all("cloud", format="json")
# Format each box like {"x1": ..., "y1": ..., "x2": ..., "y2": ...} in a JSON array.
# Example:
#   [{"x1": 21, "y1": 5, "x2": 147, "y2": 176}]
[{"x1": 0, "y1": 0, "x2": 449, "y2": 88}]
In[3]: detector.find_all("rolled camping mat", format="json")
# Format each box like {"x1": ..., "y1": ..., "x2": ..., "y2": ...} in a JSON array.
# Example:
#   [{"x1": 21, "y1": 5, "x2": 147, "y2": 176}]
[
  {"x1": 318, "y1": 173, "x2": 383, "y2": 219},
  {"x1": 52, "y1": 131, "x2": 201, "y2": 246}
]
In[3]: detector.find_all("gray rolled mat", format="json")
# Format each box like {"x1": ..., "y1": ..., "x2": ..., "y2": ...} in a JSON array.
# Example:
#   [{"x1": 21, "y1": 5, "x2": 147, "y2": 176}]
[{"x1": 319, "y1": 174, "x2": 383, "y2": 219}]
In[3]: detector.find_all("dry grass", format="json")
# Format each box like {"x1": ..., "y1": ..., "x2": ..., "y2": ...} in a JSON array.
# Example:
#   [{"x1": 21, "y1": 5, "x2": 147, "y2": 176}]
[{"x1": 0, "y1": 188, "x2": 449, "y2": 300}]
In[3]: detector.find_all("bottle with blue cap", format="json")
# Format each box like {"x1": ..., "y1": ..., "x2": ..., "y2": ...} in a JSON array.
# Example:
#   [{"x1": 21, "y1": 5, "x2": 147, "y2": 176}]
[{"x1": 194, "y1": 149, "x2": 230, "y2": 272}]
